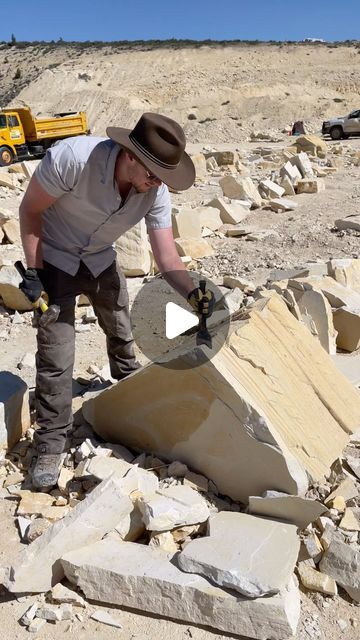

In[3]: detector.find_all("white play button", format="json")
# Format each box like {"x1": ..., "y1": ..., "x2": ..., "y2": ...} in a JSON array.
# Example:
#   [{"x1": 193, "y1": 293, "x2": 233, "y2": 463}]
[{"x1": 165, "y1": 302, "x2": 199, "y2": 339}]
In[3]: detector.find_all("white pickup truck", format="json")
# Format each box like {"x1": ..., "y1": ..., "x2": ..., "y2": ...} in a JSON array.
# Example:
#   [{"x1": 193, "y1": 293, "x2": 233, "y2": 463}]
[{"x1": 322, "y1": 109, "x2": 360, "y2": 140}]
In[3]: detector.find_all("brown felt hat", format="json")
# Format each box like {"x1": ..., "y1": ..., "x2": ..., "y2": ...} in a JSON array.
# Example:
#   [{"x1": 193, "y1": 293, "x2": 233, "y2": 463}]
[{"x1": 106, "y1": 112, "x2": 195, "y2": 191}]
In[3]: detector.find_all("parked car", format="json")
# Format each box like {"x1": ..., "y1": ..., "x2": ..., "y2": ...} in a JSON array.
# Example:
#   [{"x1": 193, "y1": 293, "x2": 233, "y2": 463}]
[{"x1": 322, "y1": 109, "x2": 360, "y2": 140}]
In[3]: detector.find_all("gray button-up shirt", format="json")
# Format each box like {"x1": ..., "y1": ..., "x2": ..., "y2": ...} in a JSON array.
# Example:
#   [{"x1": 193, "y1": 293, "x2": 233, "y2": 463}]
[{"x1": 35, "y1": 136, "x2": 172, "y2": 277}]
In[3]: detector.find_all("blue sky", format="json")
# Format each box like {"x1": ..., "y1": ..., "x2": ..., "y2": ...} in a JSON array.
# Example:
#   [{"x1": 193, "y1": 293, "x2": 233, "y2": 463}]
[{"x1": 2, "y1": 0, "x2": 360, "y2": 42}]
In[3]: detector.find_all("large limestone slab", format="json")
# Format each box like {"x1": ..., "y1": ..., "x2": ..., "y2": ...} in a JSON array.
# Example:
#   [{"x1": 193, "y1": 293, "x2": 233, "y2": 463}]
[
  {"x1": 115, "y1": 220, "x2": 151, "y2": 276},
  {"x1": 0, "y1": 372, "x2": 30, "y2": 449},
  {"x1": 83, "y1": 295, "x2": 360, "y2": 502},
  {"x1": 4, "y1": 475, "x2": 133, "y2": 593},
  {"x1": 177, "y1": 511, "x2": 299, "y2": 597},
  {"x1": 61, "y1": 539, "x2": 300, "y2": 639}
]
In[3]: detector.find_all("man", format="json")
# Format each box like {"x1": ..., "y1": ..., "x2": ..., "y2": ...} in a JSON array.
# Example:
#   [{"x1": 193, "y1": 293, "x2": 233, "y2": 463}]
[{"x1": 19, "y1": 112, "x2": 214, "y2": 489}]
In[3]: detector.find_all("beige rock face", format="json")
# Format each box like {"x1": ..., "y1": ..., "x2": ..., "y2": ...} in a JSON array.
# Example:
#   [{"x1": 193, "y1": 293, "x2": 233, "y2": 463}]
[
  {"x1": 207, "y1": 197, "x2": 250, "y2": 224},
  {"x1": 174, "y1": 237, "x2": 214, "y2": 259},
  {"x1": 82, "y1": 295, "x2": 360, "y2": 502},
  {"x1": 62, "y1": 539, "x2": 300, "y2": 639},
  {"x1": 327, "y1": 258, "x2": 360, "y2": 294},
  {"x1": 0, "y1": 265, "x2": 33, "y2": 311},
  {"x1": 190, "y1": 153, "x2": 207, "y2": 179},
  {"x1": 172, "y1": 207, "x2": 202, "y2": 239},
  {"x1": 288, "y1": 276, "x2": 360, "y2": 308},
  {"x1": 297, "y1": 290, "x2": 337, "y2": 354},
  {"x1": 296, "y1": 178, "x2": 325, "y2": 194},
  {"x1": 3, "y1": 219, "x2": 21, "y2": 245},
  {"x1": 196, "y1": 205, "x2": 223, "y2": 231},
  {"x1": 220, "y1": 176, "x2": 262, "y2": 208},
  {"x1": 290, "y1": 135, "x2": 328, "y2": 158},
  {"x1": 333, "y1": 307, "x2": 360, "y2": 352},
  {"x1": 177, "y1": 512, "x2": 299, "y2": 597},
  {"x1": 0, "y1": 372, "x2": 30, "y2": 449},
  {"x1": 115, "y1": 220, "x2": 151, "y2": 276}
]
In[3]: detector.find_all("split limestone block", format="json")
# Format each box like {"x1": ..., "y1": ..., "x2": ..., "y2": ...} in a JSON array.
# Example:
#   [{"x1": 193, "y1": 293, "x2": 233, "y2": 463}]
[
  {"x1": 0, "y1": 172, "x2": 16, "y2": 190},
  {"x1": 268, "y1": 198, "x2": 298, "y2": 212},
  {"x1": 219, "y1": 176, "x2": 262, "y2": 208},
  {"x1": 297, "y1": 289, "x2": 337, "y2": 354},
  {"x1": 196, "y1": 205, "x2": 223, "y2": 231},
  {"x1": 0, "y1": 265, "x2": 33, "y2": 310},
  {"x1": 189, "y1": 153, "x2": 207, "y2": 180},
  {"x1": 288, "y1": 276, "x2": 360, "y2": 308},
  {"x1": 172, "y1": 207, "x2": 201, "y2": 239},
  {"x1": 259, "y1": 179, "x2": 285, "y2": 199},
  {"x1": 296, "y1": 178, "x2": 325, "y2": 194},
  {"x1": 174, "y1": 237, "x2": 214, "y2": 259},
  {"x1": 0, "y1": 372, "x2": 30, "y2": 449},
  {"x1": 280, "y1": 175, "x2": 296, "y2": 196},
  {"x1": 327, "y1": 258, "x2": 360, "y2": 294},
  {"x1": 3, "y1": 219, "x2": 21, "y2": 245},
  {"x1": 288, "y1": 152, "x2": 314, "y2": 178},
  {"x1": 333, "y1": 307, "x2": 360, "y2": 352},
  {"x1": 61, "y1": 538, "x2": 300, "y2": 639},
  {"x1": 280, "y1": 161, "x2": 302, "y2": 184},
  {"x1": 207, "y1": 197, "x2": 250, "y2": 224},
  {"x1": 82, "y1": 295, "x2": 360, "y2": 503},
  {"x1": 115, "y1": 219, "x2": 151, "y2": 276},
  {"x1": 248, "y1": 493, "x2": 327, "y2": 530},
  {"x1": 290, "y1": 135, "x2": 328, "y2": 159},
  {"x1": 177, "y1": 511, "x2": 299, "y2": 597}
]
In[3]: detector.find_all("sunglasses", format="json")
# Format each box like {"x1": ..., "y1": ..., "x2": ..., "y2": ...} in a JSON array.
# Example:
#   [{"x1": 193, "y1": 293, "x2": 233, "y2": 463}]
[{"x1": 144, "y1": 167, "x2": 161, "y2": 183}]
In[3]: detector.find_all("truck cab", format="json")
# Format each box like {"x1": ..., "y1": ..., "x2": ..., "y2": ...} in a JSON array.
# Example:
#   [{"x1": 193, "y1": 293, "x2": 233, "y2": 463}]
[
  {"x1": 322, "y1": 109, "x2": 360, "y2": 140},
  {"x1": 0, "y1": 107, "x2": 88, "y2": 166}
]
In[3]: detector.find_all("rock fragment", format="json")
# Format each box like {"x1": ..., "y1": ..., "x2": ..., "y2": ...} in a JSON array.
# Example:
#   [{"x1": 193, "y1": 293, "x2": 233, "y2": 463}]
[
  {"x1": 248, "y1": 493, "x2": 327, "y2": 529},
  {"x1": 320, "y1": 540, "x2": 360, "y2": 602},
  {"x1": 297, "y1": 563, "x2": 337, "y2": 596},
  {"x1": 0, "y1": 371, "x2": 31, "y2": 449},
  {"x1": 177, "y1": 511, "x2": 299, "y2": 597},
  {"x1": 139, "y1": 485, "x2": 210, "y2": 531},
  {"x1": 5, "y1": 475, "x2": 133, "y2": 593}
]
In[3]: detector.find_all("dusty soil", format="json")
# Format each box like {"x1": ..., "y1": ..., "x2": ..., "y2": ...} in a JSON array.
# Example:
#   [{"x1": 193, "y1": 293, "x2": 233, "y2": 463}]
[{"x1": 1, "y1": 41, "x2": 360, "y2": 640}]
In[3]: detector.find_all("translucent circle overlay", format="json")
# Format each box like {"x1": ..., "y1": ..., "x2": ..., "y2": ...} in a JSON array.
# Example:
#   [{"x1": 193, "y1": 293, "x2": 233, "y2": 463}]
[{"x1": 130, "y1": 271, "x2": 231, "y2": 369}]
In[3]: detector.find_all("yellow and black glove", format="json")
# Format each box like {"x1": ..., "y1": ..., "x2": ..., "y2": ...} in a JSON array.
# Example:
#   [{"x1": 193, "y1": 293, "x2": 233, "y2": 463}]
[{"x1": 187, "y1": 283, "x2": 215, "y2": 317}]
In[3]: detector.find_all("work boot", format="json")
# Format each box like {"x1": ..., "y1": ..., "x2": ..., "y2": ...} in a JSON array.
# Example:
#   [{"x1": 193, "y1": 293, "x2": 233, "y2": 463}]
[{"x1": 32, "y1": 444, "x2": 63, "y2": 489}]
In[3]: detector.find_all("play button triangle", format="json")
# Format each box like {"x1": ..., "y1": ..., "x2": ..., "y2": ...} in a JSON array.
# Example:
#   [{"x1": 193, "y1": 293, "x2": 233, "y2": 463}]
[{"x1": 165, "y1": 302, "x2": 199, "y2": 339}]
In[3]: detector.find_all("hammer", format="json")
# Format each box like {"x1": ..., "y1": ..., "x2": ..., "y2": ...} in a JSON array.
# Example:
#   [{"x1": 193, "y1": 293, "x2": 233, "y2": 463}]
[
  {"x1": 15, "y1": 261, "x2": 60, "y2": 327},
  {"x1": 196, "y1": 280, "x2": 212, "y2": 349}
]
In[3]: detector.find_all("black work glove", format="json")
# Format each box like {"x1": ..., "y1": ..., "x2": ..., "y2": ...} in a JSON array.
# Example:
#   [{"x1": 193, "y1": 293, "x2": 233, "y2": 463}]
[
  {"x1": 187, "y1": 286, "x2": 215, "y2": 317},
  {"x1": 19, "y1": 268, "x2": 44, "y2": 303}
]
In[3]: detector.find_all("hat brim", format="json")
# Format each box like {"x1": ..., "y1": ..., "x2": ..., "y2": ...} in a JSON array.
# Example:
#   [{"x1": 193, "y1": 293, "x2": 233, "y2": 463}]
[{"x1": 106, "y1": 126, "x2": 195, "y2": 191}]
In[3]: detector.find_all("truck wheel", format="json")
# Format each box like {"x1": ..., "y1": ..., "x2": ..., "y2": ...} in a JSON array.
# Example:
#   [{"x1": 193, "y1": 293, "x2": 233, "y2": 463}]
[
  {"x1": 330, "y1": 126, "x2": 343, "y2": 140},
  {"x1": 0, "y1": 146, "x2": 14, "y2": 166}
]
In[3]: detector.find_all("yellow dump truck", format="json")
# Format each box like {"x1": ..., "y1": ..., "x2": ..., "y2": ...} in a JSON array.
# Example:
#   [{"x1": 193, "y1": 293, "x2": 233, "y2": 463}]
[{"x1": 0, "y1": 107, "x2": 89, "y2": 166}]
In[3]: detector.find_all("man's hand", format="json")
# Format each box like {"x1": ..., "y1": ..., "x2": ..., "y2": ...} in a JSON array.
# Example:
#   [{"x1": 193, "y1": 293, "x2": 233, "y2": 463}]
[
  {"x1": 187, "y1": 285, "x2": 215, "y2": 317},
  {"x1": 19, "y1": 268, "x2": 44, "y2": 303}
]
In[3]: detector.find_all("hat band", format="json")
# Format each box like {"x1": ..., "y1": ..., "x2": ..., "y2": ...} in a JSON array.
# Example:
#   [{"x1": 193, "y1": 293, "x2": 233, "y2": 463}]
[{"x1": 129, "y1": 133, "x2": 180, "y2": 170}]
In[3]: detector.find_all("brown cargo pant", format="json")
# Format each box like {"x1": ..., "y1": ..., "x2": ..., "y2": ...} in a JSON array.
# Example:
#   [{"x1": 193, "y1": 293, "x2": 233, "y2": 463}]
[{"x1": 34, "y1": 259, "x2": 140, "y2": 454}]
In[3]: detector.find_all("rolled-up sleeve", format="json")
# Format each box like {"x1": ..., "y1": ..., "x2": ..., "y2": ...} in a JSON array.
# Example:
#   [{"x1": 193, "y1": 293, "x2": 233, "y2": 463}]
[
  {"x1": 145, "y1": 182, "x2": 172, "y2": 230},
  {"x1": 34, "y1": 141, "x2": 81, "y2": 198}
]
